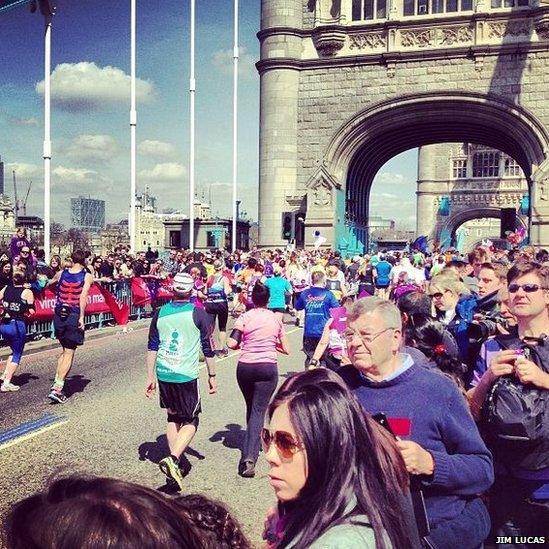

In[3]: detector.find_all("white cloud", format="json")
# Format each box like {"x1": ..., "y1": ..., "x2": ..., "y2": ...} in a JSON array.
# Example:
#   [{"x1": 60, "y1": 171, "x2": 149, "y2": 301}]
[
  {"x1": 138, "y1": 140, "x2": 176, "y2": 159},
  {"x1": 65, "y1": 134, "x2": 118, "y2": 163},
  {"x1": 36, "y1": 62, "x2": 156, "y2": 112},
  {"x1": 139, "y1": 162, "x2": 186, "y2": 182},
  {"x1": 52, "y1": 166, "x2": 112, "y2": 193},
  {"x1": 212, "y1": 46, "x2": 256, "y2": 79},
  {"x1": 7, "y1": 115, "x2": 40, "y2": 127},
  {"x1": 5, "y1": 162, "x2": 42, "y2": 179},
  {"x1": 374, "y1": 172, "x2": 407, "y2": 185}
]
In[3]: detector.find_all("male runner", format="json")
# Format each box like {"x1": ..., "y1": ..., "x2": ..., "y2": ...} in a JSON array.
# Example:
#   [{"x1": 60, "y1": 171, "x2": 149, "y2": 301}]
[
  {"x1": 48, "y1": 249, "x2": 94, "y2": 403},
  {"x1": 145, "y1": 272, "x2": 217, "y2": 490}
]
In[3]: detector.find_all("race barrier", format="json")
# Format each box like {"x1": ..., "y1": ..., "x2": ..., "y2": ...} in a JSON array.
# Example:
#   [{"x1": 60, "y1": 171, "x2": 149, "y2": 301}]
[{"x1": 0, "y1": 277, "x2": 175, "y2": 345}]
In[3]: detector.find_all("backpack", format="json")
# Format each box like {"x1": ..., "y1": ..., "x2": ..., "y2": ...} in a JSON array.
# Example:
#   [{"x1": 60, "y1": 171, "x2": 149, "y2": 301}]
[{"x1": 481, "y1": 335, "x2": 549, "y2": 470}]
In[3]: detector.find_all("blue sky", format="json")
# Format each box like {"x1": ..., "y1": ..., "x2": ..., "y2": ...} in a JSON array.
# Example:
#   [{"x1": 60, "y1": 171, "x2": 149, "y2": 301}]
[{"x1": 0, "y1": 0, "x2": 417, "y2": 228}]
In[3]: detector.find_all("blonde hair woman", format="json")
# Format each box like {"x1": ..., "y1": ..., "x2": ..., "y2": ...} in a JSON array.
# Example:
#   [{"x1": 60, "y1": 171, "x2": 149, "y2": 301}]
[{"x1": 428, "y1": 271, "x2": 475, "y2": 367}]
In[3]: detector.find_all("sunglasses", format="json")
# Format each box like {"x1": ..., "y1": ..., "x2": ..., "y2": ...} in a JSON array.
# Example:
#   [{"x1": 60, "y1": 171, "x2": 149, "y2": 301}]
[
  {"x1": 508, "y1": 283, "x2": 546, "y2": 293},
  {"x1": 261, "y1": 428, "x2": 304, "y2": 459},
  {"x1": 21, "y1": 250, "x2": 30, "y2": 254}
]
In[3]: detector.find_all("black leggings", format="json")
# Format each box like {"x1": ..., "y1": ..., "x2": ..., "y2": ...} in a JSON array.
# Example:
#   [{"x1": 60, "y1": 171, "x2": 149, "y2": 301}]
[
  {"x1": 236, "y1": 361, "x2": 278, "y2": 462},
  {"x1": 205, "y1": 301, "x2": 229, "y2": 332}
]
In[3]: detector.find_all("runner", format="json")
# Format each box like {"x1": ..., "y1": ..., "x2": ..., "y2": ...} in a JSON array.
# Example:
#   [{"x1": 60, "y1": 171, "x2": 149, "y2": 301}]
[
  {"x1": 295, "y1": 271, "x2": 339, "y2": 369},
  {"x1": 264, "y1": 265, "x2": 293, "y2": 320},
  {"x1": 0, "y1": 269, "x2": 35, "y2": 392},
  {"x1": 145, "y1": 272, "x2": 217, "y2": 490},
  {"x1": 205, "y1": 259, "x2": 231, "y2": 356},
  {"x1": 48, "y1": 250, "x2": 94, "y2": 404},
  {"x1": 227, "y1": 281, "x2": 289, "y2": 478}
]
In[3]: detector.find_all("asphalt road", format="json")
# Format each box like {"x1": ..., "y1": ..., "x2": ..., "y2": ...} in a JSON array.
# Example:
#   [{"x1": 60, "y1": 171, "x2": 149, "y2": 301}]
[{"x1": 0, "y1": 318, "x2": 305, "y2": 546}]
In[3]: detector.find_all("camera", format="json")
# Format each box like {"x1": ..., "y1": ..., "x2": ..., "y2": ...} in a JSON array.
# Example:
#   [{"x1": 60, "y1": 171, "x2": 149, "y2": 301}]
[{"x1": 467, "y1": 312, "x2": 509, "y2": 344}]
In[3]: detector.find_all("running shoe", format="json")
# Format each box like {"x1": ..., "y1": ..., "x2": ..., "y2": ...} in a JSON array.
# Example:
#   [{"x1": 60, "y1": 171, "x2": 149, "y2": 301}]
[
  {"x1": 48, "y1": 388, "x2": 68, "y2": 404},
  {"x1": 239, "y1": 459, "x2": 256, "y2": 478},
  {"x1": 159, "y1": 456, "x2": 185, "y2": 491},
  {"x1": 1, "y1": 382, "x2": 20, "y2": 392}
]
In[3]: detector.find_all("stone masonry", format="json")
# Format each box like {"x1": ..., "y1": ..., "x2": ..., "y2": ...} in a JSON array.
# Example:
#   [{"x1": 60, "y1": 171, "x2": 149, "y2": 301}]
[{"x1": 258, "y1": 0, "x2": 549, "y2": 249}]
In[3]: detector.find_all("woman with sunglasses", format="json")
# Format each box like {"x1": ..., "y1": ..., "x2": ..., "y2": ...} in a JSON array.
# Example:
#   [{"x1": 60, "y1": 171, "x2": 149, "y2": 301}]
[
  {"x1": 227, "y1": 281, "x2": 289, "y2": 478},
  {"x1": 262, "y1": 368, "x2": 419, "y2": 549},
  {"x1": 429, "y1": 271, "x2": 477, "y2": 366}
]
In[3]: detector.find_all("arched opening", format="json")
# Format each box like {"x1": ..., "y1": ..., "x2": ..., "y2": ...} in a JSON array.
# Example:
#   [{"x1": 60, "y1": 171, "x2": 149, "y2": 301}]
[{"x1": 321, "y1": 91, "x2": 549, "y2": 253}]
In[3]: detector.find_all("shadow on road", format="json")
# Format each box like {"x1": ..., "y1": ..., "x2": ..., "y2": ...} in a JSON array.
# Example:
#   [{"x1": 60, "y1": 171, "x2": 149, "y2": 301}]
[
  {"x1": 11, "y1": 372, "x2": 39, "y2": 387},
  {"x1": 65, "y1": 374, "x2": 92, "y2": 397},
  {"x1": 280, "y1": 371, "x2": 301, "y2": 379},
  {"x1": 209, "y1": 423, "x2": 245, "y2": 450},
  {"x1": 138, "y1": 435, "x2": 205, "y2": 468}
]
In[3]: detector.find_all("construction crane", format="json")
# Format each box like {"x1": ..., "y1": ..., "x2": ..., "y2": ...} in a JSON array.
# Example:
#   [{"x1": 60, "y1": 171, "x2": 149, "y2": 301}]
[
  {"x1": 12, "y1": 170, "x2": 18, "y2": 223},
  {"x1": 23, "y1": 181, "x2": 32, "y2": 216},
  {"x1": 12, "y1": 171, "x2": 32, "y2": 221}
]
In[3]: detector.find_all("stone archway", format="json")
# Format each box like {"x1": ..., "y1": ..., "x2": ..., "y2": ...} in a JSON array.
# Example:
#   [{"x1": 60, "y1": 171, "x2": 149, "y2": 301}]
[{"x1": 305, "y1": 91, "x2": 549, "y2": 250}]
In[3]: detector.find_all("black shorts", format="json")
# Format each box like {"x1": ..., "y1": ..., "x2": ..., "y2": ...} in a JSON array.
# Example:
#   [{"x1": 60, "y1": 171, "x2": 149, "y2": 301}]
[
  {"x1": 53, "y1": 310, "x2": 84, "y2": 350},
  {"x1": 303, "y1": 335, "x2": 322, "y2": 359},
  {"x1": 205, "y1": 301, "x2": 229, "y2": 332},
  {"x1": 158, "y1": 379, "x2": 201, "y2": 424}
]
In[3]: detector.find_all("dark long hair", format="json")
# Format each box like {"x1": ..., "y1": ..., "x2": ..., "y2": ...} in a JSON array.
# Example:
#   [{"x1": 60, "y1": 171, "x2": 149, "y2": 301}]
[
  {"x1": 268, "y1": 369, "x2": 416, "y2": 549},
  {"x1": 4, "y1": 476, "x2": 208, "y2": 549},
  {"x1": 405, "y1": 314, "x2": 467, "y2": 388}
]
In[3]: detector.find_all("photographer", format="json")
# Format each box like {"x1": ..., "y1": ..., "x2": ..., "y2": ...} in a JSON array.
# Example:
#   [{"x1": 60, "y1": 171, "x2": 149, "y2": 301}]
[
  {"x1": 465, "y1": 262, "x2": 509, "y2": 382},
  {"x1": 468, "y1": 261, "x2": 549, "y2": 543}
]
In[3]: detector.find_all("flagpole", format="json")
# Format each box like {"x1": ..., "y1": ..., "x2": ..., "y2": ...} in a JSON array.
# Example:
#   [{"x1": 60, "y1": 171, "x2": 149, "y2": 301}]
[
  {"x1": 130, "y1": 0, "x2": 137, "y2": 254},
  {"x1": 43, "y1": 10, "x2": 52, "y2": 262},
  {"x1": 189, "y1": 0, "x2": 196, "y2": 252},
  {"x1": 231, "y1": 0, "x2": 239, "y2": 253}
]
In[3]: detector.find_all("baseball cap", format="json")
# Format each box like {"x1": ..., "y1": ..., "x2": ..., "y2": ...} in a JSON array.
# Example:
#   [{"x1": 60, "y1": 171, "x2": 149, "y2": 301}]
[{"x1": 172, "y1": 273, "x2": 194, "y2": 293}]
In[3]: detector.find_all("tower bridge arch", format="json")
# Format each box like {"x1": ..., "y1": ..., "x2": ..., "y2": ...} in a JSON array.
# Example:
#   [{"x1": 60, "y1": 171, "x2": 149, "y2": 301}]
[{"x1": 258, "y1": 0, "x2": 549, "y2": 251}]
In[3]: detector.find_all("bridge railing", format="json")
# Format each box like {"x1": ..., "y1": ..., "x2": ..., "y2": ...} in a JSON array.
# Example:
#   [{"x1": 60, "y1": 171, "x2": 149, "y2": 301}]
[{"x1": 0, "y1": 279, "x2": 169, "y2": 345}]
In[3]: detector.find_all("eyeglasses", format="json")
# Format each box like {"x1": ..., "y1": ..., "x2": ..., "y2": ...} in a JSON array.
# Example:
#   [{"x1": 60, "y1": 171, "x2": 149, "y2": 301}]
[
  {"x1": 21, "y1": 250, "x2": 30, "y2": 254},
  {"x1": 343, "y1": 327, "x2": 396, "y2": 344},
  {"x1": 261, "y1": 428, "x2": 304, "y2": 459},
  {"x1": 508, "y1": 283, "x2": 547, "y2": 294}
]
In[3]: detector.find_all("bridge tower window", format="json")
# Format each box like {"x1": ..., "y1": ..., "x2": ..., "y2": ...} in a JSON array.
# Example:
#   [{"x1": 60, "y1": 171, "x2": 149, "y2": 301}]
[
  {"x1": 452, "y1": 159, "x2": 467, "y2": 179},
  {"x1": 352, "y1": 0, "x2": 387, "y2": 20},
  {"x1": 472, "y1": 152, "x2": 500, "y2": 178},
  {"x1": 403, "y1": 0, "x2": 472, "y2": 15},
  {"x1": 504, "y1": 157, "x2": 521, "y2": 177},
  {"x1": 491, "y1": 0, "x2": 529, "y2": 7}
]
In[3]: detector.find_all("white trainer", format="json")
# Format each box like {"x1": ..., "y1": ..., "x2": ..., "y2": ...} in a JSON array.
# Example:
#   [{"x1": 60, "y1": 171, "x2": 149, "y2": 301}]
[{"x1": 1, "y1": 382, "x2": 20, "y2": 392}]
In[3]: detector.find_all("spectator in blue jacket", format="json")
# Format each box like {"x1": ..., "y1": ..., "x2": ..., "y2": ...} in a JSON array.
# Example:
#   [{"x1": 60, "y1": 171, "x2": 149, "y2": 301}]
[{"x1": 339, "y1": 297, "x2": 494, "y2": 549}]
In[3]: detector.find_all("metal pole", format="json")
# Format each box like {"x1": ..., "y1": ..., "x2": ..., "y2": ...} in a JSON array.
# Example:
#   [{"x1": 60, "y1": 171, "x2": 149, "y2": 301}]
[
  {"x1": 129, "y1": 0, "x2": 137, "y2": 254},
  {"x1": 231, "y1": 0, "x2": 239, "y2": 252},
  {"x1": 43, "y1": 13, "x2": 52, "y2": 262},
  {"x1": 189, "y1": 0, "x2": 196, "y2": 252}
]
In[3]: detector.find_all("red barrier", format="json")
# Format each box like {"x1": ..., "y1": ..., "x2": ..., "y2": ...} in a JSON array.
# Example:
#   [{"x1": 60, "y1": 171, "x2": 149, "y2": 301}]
[{"x1": 31, "y1": 283, "x2": 129, "y2": 325}]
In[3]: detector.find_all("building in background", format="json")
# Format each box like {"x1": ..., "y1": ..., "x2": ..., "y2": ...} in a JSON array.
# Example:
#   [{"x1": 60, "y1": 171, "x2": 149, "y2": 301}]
[
  {"x1": 417, "y1": 144, "x2": 528, "y2": 246},
  {"x1": 71, "y1": 196, "x2": 106, "y2": 233},
  {"x1": 0, "y1": 194, "x2": 16, "y2": 248},
  {"x1": 133, "y1": 187, "x2": 186, "y2": 252},
  {"x1": 17, "y1": 215, "x2": 44, "y2": 245}
]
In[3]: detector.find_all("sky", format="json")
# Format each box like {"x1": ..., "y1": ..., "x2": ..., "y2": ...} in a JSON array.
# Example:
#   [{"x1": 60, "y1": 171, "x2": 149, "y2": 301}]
[{"x1": 0, "y1": 0, "x2": 418, "y2": 229}]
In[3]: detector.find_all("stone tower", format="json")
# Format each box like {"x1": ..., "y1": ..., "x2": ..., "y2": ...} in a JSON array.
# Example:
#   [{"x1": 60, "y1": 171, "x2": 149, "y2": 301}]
[{"x1": 257, "y1": 0, "x2": 549, "y2": 252}]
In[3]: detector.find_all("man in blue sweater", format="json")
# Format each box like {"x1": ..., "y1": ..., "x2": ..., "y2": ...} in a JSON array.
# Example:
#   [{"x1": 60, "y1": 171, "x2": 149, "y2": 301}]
[{"x1": 338, "y1": 297, "x2": 494, "y2": 549}]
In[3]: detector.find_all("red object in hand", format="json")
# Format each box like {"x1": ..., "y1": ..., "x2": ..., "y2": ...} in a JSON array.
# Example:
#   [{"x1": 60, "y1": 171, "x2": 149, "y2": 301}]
[{"x1": 387, "y1": 417, "x2": 412, "y2": 438}]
